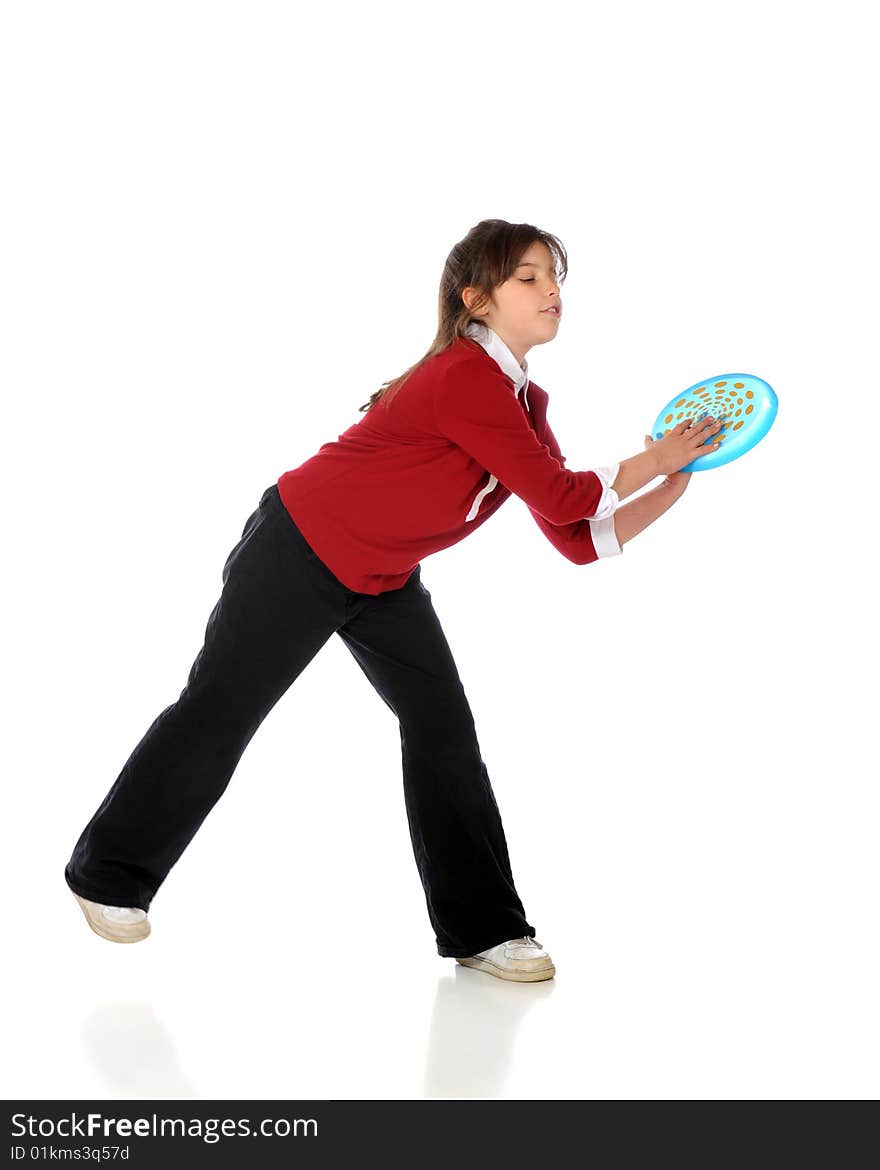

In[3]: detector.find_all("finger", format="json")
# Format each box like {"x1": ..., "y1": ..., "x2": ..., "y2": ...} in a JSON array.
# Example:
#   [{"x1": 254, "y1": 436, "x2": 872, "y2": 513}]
[{"x1": 692, "y1": 420, "x2": 719, "y2": 440}]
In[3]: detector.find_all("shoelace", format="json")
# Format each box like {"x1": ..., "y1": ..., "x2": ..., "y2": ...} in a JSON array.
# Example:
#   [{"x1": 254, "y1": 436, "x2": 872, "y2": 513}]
[
  {"x1": 102, "y1": 905, "x2": 145, "y2": 921},
  {"x1": 509, "y1": 936, "x2": 542, "y2": 948}
]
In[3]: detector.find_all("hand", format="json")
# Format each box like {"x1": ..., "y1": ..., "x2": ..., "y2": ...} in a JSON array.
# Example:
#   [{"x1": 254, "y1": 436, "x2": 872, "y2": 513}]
[
  {"x1": 646, "y1": 416, "x2": 723, "y2": 478},
  {"x1": 644, "y1": 433, "x2": 690, "y2": 493}
]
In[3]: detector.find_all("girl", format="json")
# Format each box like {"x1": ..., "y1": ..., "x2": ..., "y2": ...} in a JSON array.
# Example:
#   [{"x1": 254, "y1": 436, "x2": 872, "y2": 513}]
[{"x1": 64, "y1": 218, "x2": 723, "y2": 983}]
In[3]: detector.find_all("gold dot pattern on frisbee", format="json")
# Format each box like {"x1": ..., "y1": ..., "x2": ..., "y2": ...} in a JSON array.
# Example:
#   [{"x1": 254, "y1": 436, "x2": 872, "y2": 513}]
[{"x1": 652, "y1": 373, "x2": 775, "y2": 462}]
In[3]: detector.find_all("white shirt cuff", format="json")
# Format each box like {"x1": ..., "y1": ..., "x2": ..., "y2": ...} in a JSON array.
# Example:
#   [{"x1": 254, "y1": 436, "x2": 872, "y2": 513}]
[
  {"x1": 591, "y1": 463, "x2": 620, "y2": 520},
  {"x1": 589, "y1": 515, "x2": 622, "y2": 557}
]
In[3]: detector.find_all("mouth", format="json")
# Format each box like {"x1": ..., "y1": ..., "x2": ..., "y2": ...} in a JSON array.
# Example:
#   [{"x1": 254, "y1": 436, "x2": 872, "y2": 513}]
[{"x1": 541, "y1": 307, "x2": 561, "y2": 317}]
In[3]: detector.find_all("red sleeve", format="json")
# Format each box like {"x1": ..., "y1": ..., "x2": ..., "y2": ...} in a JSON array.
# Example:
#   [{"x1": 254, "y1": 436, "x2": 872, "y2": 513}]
[
  {"x1": 526, "y1": 407, "x2": 601, "y2": 564},
  {"x1": 433, "y1": 359, "x2": 609, "y2": 525}
]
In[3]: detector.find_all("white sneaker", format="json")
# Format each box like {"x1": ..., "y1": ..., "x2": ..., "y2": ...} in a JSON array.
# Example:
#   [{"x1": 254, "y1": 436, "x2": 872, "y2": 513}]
[
  {"x1": 456, "y1": 936, "x2": 555, "y2": 982},
  {"x1": 71, "y1": 890, "x2": 151, "y2": 944}
]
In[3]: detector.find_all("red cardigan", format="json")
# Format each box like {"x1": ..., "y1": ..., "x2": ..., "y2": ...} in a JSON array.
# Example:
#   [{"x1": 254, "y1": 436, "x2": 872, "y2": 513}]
[{"x1": 277, "y1": 334, "x2": 621, "y2": 595}]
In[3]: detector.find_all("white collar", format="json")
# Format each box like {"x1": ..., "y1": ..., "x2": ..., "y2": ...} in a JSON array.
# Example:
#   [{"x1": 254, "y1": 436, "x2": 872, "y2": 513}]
[{"x1": 463, "y1": 321, "x2": 531, "y2": 411}]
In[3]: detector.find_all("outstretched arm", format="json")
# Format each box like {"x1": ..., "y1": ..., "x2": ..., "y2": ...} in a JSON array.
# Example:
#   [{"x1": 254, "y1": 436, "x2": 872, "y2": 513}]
[
  {"x1": 434, "y1": 363, "x2": 615, "y2": 525},
  {"x1": 615, "y1": 480, "x2": 684, "y2": 545},
  {"x1": 528, "y1": 422, "x2": 686, "y2": 558},
  {"x1": 523, "y1": 406, "x2": 620, "y2": 562},
  {"x1": 615, "y1": 433, "x2": 691, "y2": 545}
]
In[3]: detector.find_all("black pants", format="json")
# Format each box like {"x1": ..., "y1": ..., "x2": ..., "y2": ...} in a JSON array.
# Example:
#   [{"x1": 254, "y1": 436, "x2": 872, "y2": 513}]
[{"x1": 64, "y1": 484, "x2": 536, "y2": 957}]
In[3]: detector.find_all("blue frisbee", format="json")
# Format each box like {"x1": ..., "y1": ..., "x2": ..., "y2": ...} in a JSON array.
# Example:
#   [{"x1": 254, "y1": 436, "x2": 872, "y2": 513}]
[{"x1": 651, "y1": 373, "x2": 778, "y2": 472}]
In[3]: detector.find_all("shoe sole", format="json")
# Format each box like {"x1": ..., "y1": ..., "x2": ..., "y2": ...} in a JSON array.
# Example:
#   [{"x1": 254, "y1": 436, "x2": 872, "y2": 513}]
[
  {"x1": 455, "y1": 955, "x2": 556, "y2": 982},
  {"x1": 72, "y1": 891, "x2": 151, "y2": 944}
]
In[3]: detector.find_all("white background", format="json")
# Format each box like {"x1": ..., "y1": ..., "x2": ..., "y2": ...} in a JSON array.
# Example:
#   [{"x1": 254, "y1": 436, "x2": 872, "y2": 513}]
[{"x1": 2, "y1": 0, "x2": 877, "y2": 1100}]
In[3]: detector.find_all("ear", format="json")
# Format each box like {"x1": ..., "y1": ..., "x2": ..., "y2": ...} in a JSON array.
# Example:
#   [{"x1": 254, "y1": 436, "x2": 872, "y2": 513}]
[{"x1": 462, "y1": 285, "x2": 493, "y2": 316}]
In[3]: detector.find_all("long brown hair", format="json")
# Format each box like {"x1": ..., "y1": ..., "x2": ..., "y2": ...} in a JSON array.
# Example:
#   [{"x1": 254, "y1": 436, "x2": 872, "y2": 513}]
[{"x1": 357, "y1": 218, "x2": 568, "y2": 412}]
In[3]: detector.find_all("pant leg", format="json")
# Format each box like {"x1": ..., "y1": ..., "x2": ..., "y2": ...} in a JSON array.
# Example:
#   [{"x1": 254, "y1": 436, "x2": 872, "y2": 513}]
[
  {"x1": 64, "y1": 485, "x2": 348, "y2": 911},
  {"x1": 336, "y1": 565, "x2": 537, "y2": 958}
]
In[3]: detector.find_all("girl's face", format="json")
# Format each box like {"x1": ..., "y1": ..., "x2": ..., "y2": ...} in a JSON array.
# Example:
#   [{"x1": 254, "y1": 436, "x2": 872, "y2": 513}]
[{"x1": 464, "y1": 241, "x2": 562, "y2": 364}]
